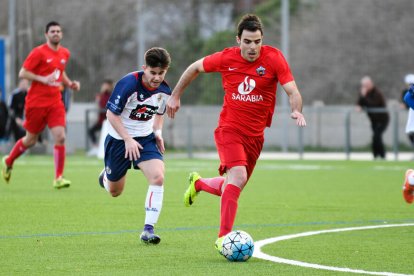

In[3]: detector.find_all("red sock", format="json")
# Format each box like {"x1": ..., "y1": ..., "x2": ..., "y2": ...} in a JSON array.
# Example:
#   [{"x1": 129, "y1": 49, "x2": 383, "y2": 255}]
[
  {"x1": 54, "y1": 145, "x2": 65, "y2": 179},
  {"x1": 219, "y1": 184, "x2": 241, "y2": 237},
  {"x1": 6, "y1": 138, "x2": 27, "y2": 167},
  {"x1": 195, "y1": 177, "x2": 225, "y2": 196}
]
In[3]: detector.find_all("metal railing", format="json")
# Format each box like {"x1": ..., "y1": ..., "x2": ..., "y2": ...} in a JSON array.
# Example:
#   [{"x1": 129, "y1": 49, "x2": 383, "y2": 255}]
[
  {"x1": 84, "y1": 106, "x2": 409, "y2": 160},
  {"x1": 290, "y1": 107, "x2": 401, "y2": 160},
  {"x1": 178, "y1": 106, "x2": 407, "y2": 160},
  {"x1": 344, "y1": 107, "x2": 399, "y2": 160}
]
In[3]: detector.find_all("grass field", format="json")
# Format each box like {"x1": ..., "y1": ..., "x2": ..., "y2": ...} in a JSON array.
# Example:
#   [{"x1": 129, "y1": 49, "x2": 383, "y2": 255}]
[{"x1": 1, "y1": 155, "x2": 414, "y2": 275}]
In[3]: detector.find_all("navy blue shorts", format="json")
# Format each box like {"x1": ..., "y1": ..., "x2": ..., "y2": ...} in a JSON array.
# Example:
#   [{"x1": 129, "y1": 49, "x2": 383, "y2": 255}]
[{"x1": 104, "y1": 133, "x2": 163, "y2": 182}]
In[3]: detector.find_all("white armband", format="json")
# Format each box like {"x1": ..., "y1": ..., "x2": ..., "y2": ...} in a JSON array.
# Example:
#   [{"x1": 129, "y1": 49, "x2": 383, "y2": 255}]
[{"x1": 154, "y1": 129, "x2": 162, "y2": 137}]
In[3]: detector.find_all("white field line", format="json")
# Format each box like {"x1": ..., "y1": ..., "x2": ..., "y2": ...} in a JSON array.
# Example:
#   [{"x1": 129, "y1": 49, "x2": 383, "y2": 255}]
[{"x1": 253, "y1": 223, "x2": 414, "y2": 276}]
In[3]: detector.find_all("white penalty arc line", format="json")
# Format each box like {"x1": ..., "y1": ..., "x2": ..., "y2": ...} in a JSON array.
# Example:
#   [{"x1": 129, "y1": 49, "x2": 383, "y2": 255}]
[{"x1": 253, "y1": 223, "x2": 414, "y2": 276}]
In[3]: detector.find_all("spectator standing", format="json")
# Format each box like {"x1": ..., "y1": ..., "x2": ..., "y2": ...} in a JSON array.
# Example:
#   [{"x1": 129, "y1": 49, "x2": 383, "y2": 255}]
[
  {"x1": 88, "y1": 79, "x2": 113, "y2": 154},
  {"x1": 8, "y1": 79, "x2": 29, "y2": 141},
  {"x1": 0, "y1": 94, "x2": 8, "y2": 140},
  {"x1": 357, "y1": 76, "x2": 389, "y2": 160}
]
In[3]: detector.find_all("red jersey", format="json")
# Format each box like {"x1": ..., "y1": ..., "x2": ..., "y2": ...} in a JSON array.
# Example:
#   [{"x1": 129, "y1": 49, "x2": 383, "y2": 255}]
[
  {"x1": 22, "y1": 43, "x2": 71, "y2": 108},
  {"x1": 203, "y1": 45, "x2": 294, "y2": 136}
]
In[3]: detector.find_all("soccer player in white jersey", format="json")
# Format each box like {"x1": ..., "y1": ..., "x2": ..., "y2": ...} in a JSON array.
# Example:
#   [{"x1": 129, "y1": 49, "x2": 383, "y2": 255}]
[{"x1": 98, "y1": 47, "x2": 171, "y2": 244}]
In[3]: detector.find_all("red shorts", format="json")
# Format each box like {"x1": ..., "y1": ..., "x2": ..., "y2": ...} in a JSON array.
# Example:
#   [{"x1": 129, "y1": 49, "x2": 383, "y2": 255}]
[
  {"x1": 214, "y1": 127, "x2": 264, "y2": 179},
  {"x1": 24, "y1": 102, "x2": 66, "y2": 134}
]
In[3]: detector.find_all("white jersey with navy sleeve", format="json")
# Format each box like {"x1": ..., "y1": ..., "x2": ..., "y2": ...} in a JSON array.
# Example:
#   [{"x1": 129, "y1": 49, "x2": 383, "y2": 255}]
[{"x1": 106, "y1": 71, "x2": 171, "y2": 139}]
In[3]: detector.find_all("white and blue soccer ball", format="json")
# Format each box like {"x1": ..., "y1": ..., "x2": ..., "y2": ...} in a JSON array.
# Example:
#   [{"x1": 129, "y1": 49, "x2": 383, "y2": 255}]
[{"x1": 222, "y1": 230, "x2": 254, "y2": 262}]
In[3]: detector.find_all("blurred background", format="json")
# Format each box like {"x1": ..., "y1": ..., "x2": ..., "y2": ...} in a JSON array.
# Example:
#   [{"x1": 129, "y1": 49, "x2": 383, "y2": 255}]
[{"x1": 0, "y1": 0, "x2": 413, "y2": 159}]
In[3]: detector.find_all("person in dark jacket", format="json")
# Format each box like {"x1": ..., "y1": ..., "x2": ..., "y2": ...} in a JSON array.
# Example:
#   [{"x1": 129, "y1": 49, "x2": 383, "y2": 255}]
[
  {"x1": 356, "y1": 76, "x2": 389, "y2": 159},
  {"x1": 0, "y1": 100, "x2": 8, "y2": 140},
  {"x1": 8, "y1": 79, "x2": 29, "y2": 141},
  {"x1": 87, "y1": 79, "x2": 113, "y2": 155}
]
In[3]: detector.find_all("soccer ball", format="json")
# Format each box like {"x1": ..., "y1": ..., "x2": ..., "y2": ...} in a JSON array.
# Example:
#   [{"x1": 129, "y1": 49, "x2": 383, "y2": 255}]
[{"x1": 221, "y1": 230, "x2": 254, "y2": 262}]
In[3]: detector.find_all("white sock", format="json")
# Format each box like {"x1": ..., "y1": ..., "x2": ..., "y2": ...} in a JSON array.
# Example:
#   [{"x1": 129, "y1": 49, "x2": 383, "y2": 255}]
[
  {"x1": 103, "y1": 172, "x2": 111, "y2": 192},
  {"x1": 408, "y1": 171, "x2": 414, "y2": 185},
  {"x1": 144, "y1": 185, "x2": 164, "y2": 226}
]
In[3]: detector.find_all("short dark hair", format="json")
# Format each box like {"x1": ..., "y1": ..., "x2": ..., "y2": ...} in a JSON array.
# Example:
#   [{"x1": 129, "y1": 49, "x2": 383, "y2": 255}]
[
  {"x1": 45, "y1": 21, "x2": 61, "y2": 33},
  {"x1": 144, "y1": 47, "x2": 171, "y2": 69},
  {"x1": 237, "y1": 14, "x2": 263, "y2": 38}
]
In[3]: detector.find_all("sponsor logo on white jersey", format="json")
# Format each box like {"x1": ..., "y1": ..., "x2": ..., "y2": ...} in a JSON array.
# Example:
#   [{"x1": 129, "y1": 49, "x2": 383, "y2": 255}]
[{"x1": 129, "y1": 104, "x2": 158, "y2": 121}]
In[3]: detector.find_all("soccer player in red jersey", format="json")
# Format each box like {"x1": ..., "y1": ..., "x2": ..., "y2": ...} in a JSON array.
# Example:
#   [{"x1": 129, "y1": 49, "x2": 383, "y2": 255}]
[
  {"x1": 1, "y1": 21, "x2": 80, "y2": 189},
  {"x1": 166, "y1": 14, "x2": 306, "y2": 253}
]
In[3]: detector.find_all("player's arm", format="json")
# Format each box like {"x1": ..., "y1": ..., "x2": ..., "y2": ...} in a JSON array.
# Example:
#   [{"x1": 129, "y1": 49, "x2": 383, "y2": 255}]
[
  {"x1": 106, "y1": 110, "x2": 143, "y2": 160},
  {"x1": 19, "y1": 67, "x2": 59, "y2": 86},
  {"x1": 153, "y1": 114, "x2": 165, "y2": 154},
  {"x1": 282, "y1": 81, "x2": 306, "y2": 127},
  {"x1": 166, "y1": 58, "x2": 206, "y2": 119},
  {"x1": 62, "y1": 71, "x2": 80, "y2": 91}
]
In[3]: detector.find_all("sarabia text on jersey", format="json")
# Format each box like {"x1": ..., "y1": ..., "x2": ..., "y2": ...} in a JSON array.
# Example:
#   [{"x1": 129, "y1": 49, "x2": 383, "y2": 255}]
[
  {"x1": 106, "y1": 71, "x2": 171, "y2": 139},
  {"x1": 203, "y1": 45, "x2": 294, "y2": 137},
  {"x1": 22, "y1": 43, "x2": 70, "y2": 108}
]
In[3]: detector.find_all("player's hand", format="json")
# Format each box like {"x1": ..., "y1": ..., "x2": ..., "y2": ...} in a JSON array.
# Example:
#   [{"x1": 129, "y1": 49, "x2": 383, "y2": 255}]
[
  {"x1": 291, "y1": 111, "x2": 307, "y2": 127},
  {"x1": 124, "y1": 137, "x2": 143, "y2": 161},
  {"x1": 70, "y1": 81, "x2": 81, "y2": 91},
  {"x1": 166, "y1": 95, "x2": 181, "y2": 119},
  {"x1": 16, "y1": 118, "x2": 23, "y2": 126},
  {"x1": 154, "y1": 133, "x2": 165, "y2": 154},
  {"x1": 39, "y1": 72, "x2": 60, "y2": 86}
]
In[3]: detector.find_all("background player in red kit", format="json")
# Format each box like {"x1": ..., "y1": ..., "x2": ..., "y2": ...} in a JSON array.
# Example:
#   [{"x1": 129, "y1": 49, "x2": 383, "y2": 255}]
[
  {"x1": 166, "y1": 14, "x2": 306, "y2": 253},
  {"x1": 1, "y1": 21, "x2": 80, "y2": 189}
]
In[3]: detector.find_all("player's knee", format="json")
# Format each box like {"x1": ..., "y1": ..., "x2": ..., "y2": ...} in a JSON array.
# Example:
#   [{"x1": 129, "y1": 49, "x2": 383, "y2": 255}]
[
  {"x1": 234, "y1": 171, "x2": 248, "y2": 186},
  {"x1": 55, "y1": 135, "x2": 66, "y2": 145},
  {"x1": 23, "y1": 137, "x2": 37, "y2": 147},
  {"x1": 151, "y1": 173, "x2": 164, "y2": 186}
]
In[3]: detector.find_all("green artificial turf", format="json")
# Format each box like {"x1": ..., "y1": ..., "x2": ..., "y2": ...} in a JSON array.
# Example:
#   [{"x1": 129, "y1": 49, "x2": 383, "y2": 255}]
[{"x1": 0, "y1": 156, "x2": 413, "y2": 275}]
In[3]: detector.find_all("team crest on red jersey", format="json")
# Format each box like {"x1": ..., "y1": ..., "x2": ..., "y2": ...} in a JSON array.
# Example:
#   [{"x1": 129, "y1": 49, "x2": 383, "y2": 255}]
[{"x1": 256, "y1": 66, "x2": 266, "y2": 76}]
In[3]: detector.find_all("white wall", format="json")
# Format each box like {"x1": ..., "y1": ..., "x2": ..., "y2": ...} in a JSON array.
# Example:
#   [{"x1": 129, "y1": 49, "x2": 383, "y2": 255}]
[{"x1": 62, "y1": 104, "x2": 411, "y2": 153}]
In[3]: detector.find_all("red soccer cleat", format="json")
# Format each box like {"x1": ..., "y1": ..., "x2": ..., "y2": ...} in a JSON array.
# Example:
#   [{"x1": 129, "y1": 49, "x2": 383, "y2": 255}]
[{"x1": 403, "y1": 169, "x2": 414, "y2": 204}]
